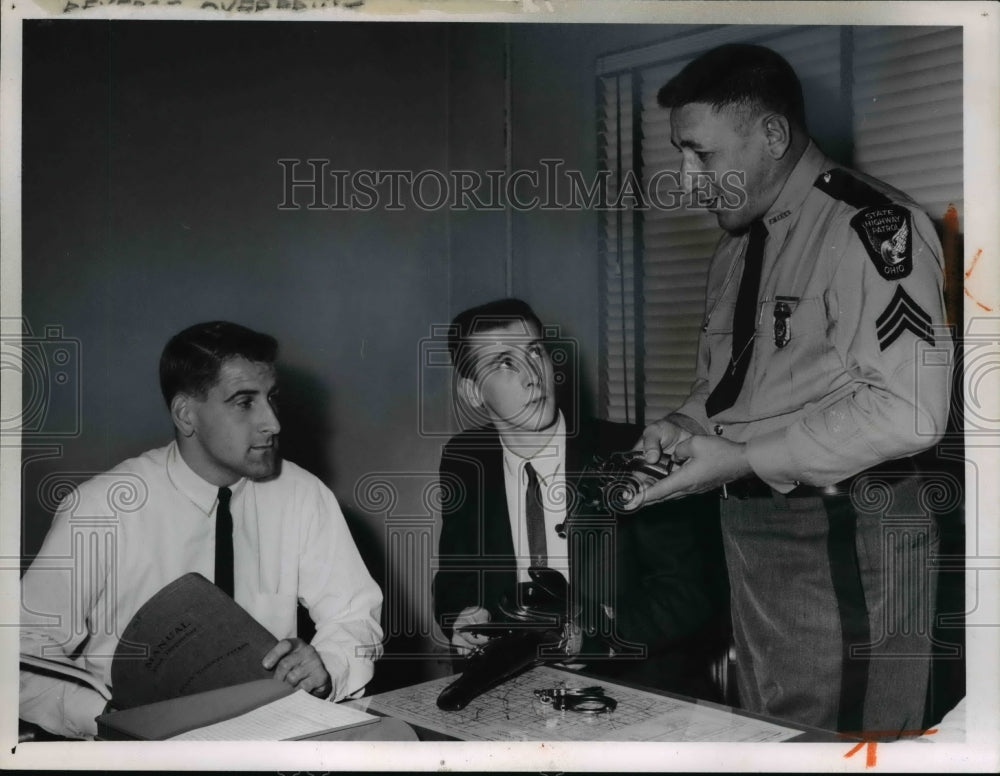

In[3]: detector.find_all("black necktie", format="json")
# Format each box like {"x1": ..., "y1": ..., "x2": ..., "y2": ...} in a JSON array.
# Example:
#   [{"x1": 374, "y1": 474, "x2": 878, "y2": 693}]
[
  {"x1": 706, "y1": 220, "x2": 768, "y2": 417},
  {"x1": 215, "y1": 486, "x2": 234, "y2": 597},
  {"x1": 524, "y1": 463, "x2": 547, "y2": 569}
]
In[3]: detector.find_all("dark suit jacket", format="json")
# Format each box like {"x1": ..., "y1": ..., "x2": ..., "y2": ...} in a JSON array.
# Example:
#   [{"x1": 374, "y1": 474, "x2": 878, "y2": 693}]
[{"x1": 433, "y1": 417, "x2": 729, "y2": 699}]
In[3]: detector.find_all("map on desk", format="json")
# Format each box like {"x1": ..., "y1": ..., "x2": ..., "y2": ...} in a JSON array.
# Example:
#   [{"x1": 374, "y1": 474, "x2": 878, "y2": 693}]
[{"x1": 363, "y1": 666, "x2": 802, "y2": 742}]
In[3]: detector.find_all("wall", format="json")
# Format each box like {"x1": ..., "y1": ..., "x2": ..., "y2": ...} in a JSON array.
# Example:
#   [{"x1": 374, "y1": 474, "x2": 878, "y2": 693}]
[
  {"x1": 20, "y1": 22, "x2": 457, "y2": 649},
  {"x1": 24, "y1": 20, "x2": 857, "y2": 687},
  {"x1": 450, "y1": 23, "x2": 699, "y2": 416}
]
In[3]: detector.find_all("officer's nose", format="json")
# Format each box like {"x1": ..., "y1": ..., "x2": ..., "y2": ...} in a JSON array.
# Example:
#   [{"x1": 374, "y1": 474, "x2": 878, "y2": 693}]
[{"x1": 680, "y1": 157, "x2": 696, "y2": 197}]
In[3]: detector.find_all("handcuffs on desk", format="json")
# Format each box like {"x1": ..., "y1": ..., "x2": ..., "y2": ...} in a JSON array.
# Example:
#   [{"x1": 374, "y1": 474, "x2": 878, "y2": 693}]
[{"x1": 533, "y1": 686, "x2": 618, "y2": 715}]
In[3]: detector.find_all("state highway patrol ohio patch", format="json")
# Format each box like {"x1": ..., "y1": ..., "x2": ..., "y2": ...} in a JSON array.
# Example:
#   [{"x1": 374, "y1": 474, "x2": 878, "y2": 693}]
[{"x1": 850, "y1": 204, "x2": 913, "y2": 280}]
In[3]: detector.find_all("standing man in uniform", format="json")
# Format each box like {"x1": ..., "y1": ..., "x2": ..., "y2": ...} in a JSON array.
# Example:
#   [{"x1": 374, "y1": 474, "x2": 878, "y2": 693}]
[{"x1": 629, "y1": 44, "x2": 951, "y2": 735}]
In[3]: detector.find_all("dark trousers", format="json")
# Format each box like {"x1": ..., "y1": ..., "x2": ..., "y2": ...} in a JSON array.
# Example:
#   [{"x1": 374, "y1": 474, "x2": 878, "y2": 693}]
[{"x1": 721, "y1": 474, "x2": 938, "y2": 737}]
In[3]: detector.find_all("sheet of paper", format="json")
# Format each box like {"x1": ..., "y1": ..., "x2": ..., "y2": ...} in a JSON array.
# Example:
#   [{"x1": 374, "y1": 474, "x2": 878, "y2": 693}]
[
  {"x1": 365, "y1": 665, "x2": 802, "y2": 742},
  {"x1": 169, "y1": 689, "x2": 377, "y2": 741}
]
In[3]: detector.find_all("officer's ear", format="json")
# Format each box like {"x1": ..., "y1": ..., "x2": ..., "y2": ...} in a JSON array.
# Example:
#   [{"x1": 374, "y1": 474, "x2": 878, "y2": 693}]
[
  {"x1": 762, "y1": 113, "x2": 792, "y2": 160},
  {"x1": 170, "y1": 392, "x2": 198, "y2": 438}
]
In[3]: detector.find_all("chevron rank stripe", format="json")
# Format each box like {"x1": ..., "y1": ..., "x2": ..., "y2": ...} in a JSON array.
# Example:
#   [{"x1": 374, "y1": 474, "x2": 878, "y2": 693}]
[{"x1": 876, "y1": 286, "x2": 935, "y2": 351}]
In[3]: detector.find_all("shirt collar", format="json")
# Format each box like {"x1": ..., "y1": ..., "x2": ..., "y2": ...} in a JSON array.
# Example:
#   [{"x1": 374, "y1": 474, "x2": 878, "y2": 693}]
[
  {"x1": 763, "y1": 140, "x2": 830, "y2": 233},
  {"x1": 166, "y1": 440, "x2": 248, "y2": 515},
  {"x1": 500, "y1": 411, "x2": 566, "y2": 483}
]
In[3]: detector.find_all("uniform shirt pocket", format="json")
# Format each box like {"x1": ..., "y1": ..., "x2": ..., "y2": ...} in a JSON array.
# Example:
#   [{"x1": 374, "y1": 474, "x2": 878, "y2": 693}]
[{"x1": 750, "y1": 296, "x2": 840, "y2": 416}]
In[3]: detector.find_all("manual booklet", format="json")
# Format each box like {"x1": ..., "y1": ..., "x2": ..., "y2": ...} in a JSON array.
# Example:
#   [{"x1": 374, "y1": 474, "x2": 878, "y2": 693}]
[
  {"x1": 22, "y1": 571, "x2": 356, "y2": 738},
  {"x1": 109, "y1": 572, "x2": 279, "y2": 709},
  {"x1": 21, "y1": 572, "x2": 281, "y2": 709}
]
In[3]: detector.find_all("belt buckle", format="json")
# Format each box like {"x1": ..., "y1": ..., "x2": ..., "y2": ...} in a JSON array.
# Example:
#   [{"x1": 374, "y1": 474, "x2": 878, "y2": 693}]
[
  {"x1": 720, "y1": 479, "x2": 753, "y2": 500},
  {"x1": 723, "y1": 476, "x2": 773, "y2": 500}
]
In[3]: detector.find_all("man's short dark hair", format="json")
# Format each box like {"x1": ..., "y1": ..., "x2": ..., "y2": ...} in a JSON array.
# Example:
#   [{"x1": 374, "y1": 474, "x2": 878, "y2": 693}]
[
  {"x1": 657, "y1": 43, "x2": 806, "y2": 130},
  {"x1": 448, "y1": 298, "x2": 543, "y2": 379},
  {"x1": 159, "y1": 321, "x2": 278, "y2": 407}
]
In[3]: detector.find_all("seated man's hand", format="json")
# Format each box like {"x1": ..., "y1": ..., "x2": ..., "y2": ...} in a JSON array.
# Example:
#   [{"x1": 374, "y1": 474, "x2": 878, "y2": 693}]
[
  {"x1": 262, "y1": 637, "x2": 332, "y2": 698},
  {"x1": 450, "y1": 606, "x2": 492, "y2": 655},
  {"x1": 561, "y1": 619, "x2": 584, "y2": 659}
]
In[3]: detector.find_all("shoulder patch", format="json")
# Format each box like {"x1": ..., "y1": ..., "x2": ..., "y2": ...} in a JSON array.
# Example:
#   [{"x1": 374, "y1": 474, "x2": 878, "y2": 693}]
[
  {"x1": 850, "y1": 205, "x2": 913, "y2": 280},
  {"x1": 876, "y1": 286, "x2": 935, "y2": 351},
  {"x1": 814, "y1": 168, "x2": 891, "y2": 209}
]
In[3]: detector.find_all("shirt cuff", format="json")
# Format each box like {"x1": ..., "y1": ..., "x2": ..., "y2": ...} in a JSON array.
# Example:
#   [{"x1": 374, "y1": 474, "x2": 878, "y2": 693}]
[
  {"x1": 19, "y1": 672, "x2": 108, "y2": 739},
  {"x1": 61, "y1": 684, "x2": 107, "y2": 739},
  {"x1": 666, "y1": 412, "x2": 708, "y2": 437},
  {"x1": 317, "y1": 646, "x2": 374, "y2": 702},
  {"x1": 70, "y1": 684, "x2": 108, "y2": 739},
  {"x1": 745, "y1": 427, "x2": 800, "y2": 493}
]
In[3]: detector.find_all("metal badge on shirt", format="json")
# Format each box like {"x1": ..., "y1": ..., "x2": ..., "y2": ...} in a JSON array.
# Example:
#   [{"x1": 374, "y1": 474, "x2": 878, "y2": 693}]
[
  {"x1": 850, "y1": 204, "x2": 913, "y2": 280},
  {"x1": 773, "y1": 296, "x2": 798, "y2": 348}
]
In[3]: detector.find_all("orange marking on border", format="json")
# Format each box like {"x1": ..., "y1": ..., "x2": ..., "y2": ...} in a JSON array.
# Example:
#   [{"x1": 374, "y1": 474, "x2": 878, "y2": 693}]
[
  {"x1": 965, "y1": 248, "x2": 983, "y2": 280},
  {"x1": 844, "y1": 741, "x2": 875, "y2": 768},
  {"x1": 840, "y1": 729, "x2": 937, "y2": 768},
  {"x1": 963, "y1": 249, "x2": 993, "y2": 311},
  {"x1": 965, "y1": 286, "x2": 993, "y2": 312}
]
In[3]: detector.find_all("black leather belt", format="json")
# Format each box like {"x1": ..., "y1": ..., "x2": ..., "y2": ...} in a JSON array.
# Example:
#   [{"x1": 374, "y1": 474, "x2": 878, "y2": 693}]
[
  {"x1": 723, "y1": 477, "x2": 845, "y2": 499},
  {"x1": 722, "y1": 458, "x2": 917, "y2": 500}
]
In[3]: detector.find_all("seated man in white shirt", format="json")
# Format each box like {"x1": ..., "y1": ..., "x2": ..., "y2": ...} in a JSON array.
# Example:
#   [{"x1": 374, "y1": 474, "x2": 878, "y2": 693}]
[{"x1": 20, "y1": 321, "x2": 385, "y2": 739}]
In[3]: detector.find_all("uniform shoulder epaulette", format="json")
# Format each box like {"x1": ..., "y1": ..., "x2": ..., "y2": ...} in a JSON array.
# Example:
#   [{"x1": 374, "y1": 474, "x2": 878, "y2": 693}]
[
  {"x1": 814, "y1": 168, "x2": 893, "y2": 210},
  {"x1": 816, "y1": 169, "x2": 914, "y2": 280}
]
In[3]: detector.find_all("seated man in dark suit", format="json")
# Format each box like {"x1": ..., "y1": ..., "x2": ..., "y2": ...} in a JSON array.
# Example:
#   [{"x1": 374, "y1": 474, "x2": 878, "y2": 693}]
[{"x1": 433, "y1": 298, "x2": 728, "y2": 699}]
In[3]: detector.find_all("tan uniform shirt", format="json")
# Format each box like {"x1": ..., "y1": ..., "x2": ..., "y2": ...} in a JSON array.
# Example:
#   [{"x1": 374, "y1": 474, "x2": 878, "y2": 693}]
[{"x1": 673, "y1": 142, "x2": 951, "y2": 491}]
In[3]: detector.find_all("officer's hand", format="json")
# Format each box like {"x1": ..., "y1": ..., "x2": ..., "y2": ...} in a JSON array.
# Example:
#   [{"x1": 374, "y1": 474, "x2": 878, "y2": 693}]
[
  {"x1": 628, "y1": 434, "x2": 752, "y2": 506},
  {"x1": 619, "y1": 418, "x2": 693, "y2": 510},
  {"x1": 450, "y1": 606, "x2": 492, "y2": 655},
  {"x1": 262, "y1": 637, "x2": 332, "y2": 698},
  {"x1": 634, "y1": 418, "x2": 693, "y2": 464}
]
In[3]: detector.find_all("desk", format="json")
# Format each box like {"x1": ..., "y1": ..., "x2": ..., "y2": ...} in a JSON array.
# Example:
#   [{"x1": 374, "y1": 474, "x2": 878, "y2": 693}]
[
  {"x1": 94, "y1": 668, "x2": 842, "y2": 743},
  {"x1": 96, "y1": 679, "x2": 418, "y2": 741},
  {"x1": 354, "y1": 665, "x2": 845, "y2": 743}
]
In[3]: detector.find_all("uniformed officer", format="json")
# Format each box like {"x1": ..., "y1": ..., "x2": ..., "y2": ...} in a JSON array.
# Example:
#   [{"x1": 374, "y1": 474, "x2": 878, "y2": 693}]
[{"x1": 628, "y1": 44, "x2": 952, "y2": 736}]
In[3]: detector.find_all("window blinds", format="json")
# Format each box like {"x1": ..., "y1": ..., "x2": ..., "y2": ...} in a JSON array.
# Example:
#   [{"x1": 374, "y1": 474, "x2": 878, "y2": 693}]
[{"x1": 852, "y1": 26, "x2": 963, "y2": 225}]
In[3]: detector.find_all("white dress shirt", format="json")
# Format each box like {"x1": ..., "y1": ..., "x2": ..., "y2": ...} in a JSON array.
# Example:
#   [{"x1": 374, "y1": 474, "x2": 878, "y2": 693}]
[
  {"x1": 20, "y1": 441, "x2": 383, "y2": 738},
  {"x1": 500, "y1": 412, "x2": 570, "y2": 583}
]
